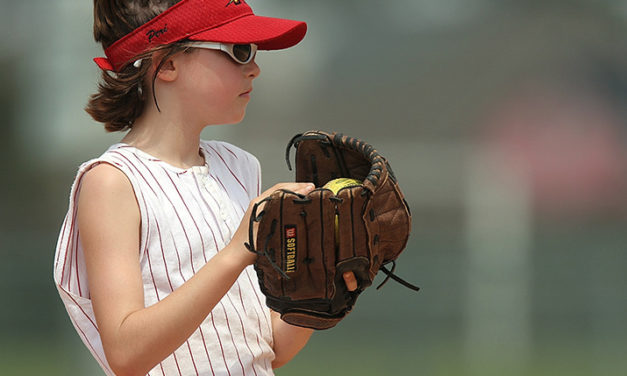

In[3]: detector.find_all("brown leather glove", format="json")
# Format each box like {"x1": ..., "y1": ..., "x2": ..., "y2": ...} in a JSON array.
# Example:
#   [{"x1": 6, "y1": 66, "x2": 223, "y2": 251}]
[{"x1": 246, "y1": 131, "x2": 418, "y2": 330}]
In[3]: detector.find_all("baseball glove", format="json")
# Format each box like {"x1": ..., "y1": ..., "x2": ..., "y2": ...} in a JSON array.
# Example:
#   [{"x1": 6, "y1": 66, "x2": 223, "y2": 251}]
[{"x1": 245, "y1": 130, "x2": 418, "y2": 330}]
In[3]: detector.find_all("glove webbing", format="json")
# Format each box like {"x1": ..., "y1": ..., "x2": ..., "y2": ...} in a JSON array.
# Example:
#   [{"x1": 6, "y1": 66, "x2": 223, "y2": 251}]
[{"x1": 285, "y1": 132, "x2": 388, "y2": 189}]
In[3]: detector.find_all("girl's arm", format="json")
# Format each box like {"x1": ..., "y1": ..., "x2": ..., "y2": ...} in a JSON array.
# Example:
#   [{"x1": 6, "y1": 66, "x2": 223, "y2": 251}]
[
  {"x1": 270, "y1": 311, "x2": 314, "y2": 369},
  {"x1": 78, "y1": 163, "x2": 314, "y2": 376}
]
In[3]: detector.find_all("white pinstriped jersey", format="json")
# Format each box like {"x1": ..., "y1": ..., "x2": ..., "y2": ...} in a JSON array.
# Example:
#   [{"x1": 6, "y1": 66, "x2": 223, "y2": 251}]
[{"x1": 53, "y1": 140, "x2": 275, "y2": 376}]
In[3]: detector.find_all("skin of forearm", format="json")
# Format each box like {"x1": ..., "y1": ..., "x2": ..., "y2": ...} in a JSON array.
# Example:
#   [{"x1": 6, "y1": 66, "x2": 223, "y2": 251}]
[{"x1": 270, "y1": 312, "x2": 314, "y2": 369}]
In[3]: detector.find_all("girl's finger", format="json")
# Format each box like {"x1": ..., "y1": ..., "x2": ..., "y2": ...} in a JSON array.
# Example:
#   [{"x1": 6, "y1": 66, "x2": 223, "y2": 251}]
[
  {"x1": 291, "y1": 183, "x2": 315, "y2": 194},
  {"x1": 266, "y1": 182, "x2": 314, "y2": 195},
  {"x1": 343, "y1": 271, "x2": 358, "y2": 291}
]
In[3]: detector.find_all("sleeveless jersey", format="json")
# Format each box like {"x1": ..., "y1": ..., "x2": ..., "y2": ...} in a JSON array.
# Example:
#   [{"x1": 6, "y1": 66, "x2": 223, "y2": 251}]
[{"x1": 53, "y1": 140, "x2": 275, "y2": 376}]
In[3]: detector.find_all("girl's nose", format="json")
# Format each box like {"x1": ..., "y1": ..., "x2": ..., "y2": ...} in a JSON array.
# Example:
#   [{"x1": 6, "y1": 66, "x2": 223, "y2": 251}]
[{"x1": 246, "y1": 60, "x2": 261, "y2": 79}]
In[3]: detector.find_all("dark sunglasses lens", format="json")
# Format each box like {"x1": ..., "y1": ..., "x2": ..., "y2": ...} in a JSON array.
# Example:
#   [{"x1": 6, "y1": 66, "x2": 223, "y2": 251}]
[{"x1": 232, "y1": 44, "x2": 252, "y2": 63}]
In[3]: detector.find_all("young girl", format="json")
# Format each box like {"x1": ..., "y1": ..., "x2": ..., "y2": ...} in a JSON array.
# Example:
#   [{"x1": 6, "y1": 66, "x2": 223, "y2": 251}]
[{"x1": 53, "y1": 1, "x2": 356, "y2": 375}]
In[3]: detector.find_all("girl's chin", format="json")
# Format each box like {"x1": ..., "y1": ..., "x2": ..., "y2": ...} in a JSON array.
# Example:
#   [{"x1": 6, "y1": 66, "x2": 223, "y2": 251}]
[
  {"x1": 222, "y1": 112, "x2": 247, "y2": 125},
  {"x1": 202, "y1": 108, "x2": 247, "y2": 126}
]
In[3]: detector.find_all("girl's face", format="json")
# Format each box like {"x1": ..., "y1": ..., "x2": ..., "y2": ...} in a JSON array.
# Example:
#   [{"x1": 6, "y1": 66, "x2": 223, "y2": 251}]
[{"x1": 174, "y1": 47, "x2": 261, "y2": 127}]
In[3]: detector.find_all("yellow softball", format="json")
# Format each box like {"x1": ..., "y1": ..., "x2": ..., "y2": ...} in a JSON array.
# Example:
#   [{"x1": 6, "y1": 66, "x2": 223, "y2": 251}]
[
  {"x1": 322, "y1": 178, "x2": 361, "y2": 194},
  {"x1": 323, "y1": 178, "x2": 361, "y2": 247}
]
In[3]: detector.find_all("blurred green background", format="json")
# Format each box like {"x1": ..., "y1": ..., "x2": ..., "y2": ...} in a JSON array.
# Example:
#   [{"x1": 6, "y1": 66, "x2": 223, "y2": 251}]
[{"x1": 2, "y1": 0, "x2": 627, "y2": 375}]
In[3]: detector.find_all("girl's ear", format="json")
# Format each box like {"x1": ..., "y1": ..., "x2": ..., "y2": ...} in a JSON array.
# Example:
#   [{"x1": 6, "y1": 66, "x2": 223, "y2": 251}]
[{"x1": 154, "y1": 56, "x2": 178, "y2": 82}]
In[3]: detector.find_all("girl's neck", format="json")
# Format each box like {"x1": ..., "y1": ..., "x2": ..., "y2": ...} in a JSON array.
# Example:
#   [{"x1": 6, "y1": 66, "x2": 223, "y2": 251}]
[{"x1": 121, "y1": 108, "x2": 205, "y2": 169}]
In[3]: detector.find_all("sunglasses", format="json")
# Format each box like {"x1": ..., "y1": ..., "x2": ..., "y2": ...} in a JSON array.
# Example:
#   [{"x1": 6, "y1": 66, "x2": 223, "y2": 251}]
[
  {"x1": 183, "y1": 41, "x2": 258, "y2": 64},
  {"x1": 132, "y1": 42, "x2": 258, "y2": 69}
]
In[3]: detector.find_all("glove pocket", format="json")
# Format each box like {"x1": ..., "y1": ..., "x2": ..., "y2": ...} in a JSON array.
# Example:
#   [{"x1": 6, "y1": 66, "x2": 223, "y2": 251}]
[{"x1": 281, "y1": 190, "x2": 337, "y2": 301}]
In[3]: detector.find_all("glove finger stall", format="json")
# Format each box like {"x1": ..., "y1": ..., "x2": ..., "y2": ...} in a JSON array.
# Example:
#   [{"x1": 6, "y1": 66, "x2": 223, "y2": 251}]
[{"x1": 254, "y1": 189, "x2": 337, "y2": 302}]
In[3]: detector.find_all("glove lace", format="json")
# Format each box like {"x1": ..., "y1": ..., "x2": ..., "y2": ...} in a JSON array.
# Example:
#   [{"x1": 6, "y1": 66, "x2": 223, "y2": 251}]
[
  {"x1": 377, "y1": 260, "x2": 420, "y2": 291},
  {"x1": 245, "y1": 197, "x2": 290, "y2": 279}
]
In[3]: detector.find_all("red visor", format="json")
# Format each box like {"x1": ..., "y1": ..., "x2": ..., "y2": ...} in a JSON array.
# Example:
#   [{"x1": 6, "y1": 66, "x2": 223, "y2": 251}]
[{"x1": 94, "y1": 0, "x2": 307, "y2": 72}]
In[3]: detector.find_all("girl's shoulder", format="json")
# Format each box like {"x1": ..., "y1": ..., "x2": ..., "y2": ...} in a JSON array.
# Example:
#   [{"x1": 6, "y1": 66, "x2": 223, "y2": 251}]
[
  {"x1": 70, "y1": 144, "x2": 151, "y2": 199},
  {"x1": 77, "y1": 143, "x2": 135, "y2": 170},
  {"x1": 73, "y1": 144, "x2": 130, "y2": 178}
]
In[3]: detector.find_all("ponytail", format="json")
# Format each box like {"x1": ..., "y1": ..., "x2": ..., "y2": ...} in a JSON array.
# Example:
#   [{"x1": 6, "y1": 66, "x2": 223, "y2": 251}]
[{"x1": 86, "y1": 0, "x2": 182, "y2": 132}]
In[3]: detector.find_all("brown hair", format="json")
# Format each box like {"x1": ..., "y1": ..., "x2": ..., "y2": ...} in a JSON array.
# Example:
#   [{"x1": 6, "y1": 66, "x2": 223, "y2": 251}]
[{"x1": 86, "y1": 0, "x2": 184, "y2": 132}]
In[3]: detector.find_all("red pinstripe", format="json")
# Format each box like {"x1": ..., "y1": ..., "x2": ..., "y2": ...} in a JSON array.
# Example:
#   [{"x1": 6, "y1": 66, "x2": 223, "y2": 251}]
[
  {"x1": 185, "y1": 340, "x2": 200, "y2": 376},
  {"x1": 198, "y1": 326, "x2": 216, "y2": 376},
  {"x1": 190, "y1": 173, "x2": 226, "y2": 261},
  {"x1": 109, "y1": 151, "x2": 159, "y2": 196},
  {"x1": 206, "y1": 144, "x2": 248, "y2": 195},
  {"x1": 61, "y1": 196, "x2": 77, "y2": 291},
  {"x1": 158, "y1": 362, "x2": 166, "y2": 375},
  {"x1": 59, "y1": 288, "x2": 113, "y2": 372},
  {"x1": 133, "y1": 156, "x2": 195, "y2": 280},
  {"x1": 244, "y1": 268, "x2": 272, "y2": 335},
  {"x1": 190, "y1": 176, "x2": 227, "y2": 246},
  {"x1": 65, "y1": 308, "x2": 109, "y2": 371},
  {"x1": 137, "y1": 188, "x2": 160, "y2": 301},
  {"x1": 168, "y1": 229, "x2": 188, "y2": 282},
  {"x1": 220, "y1": 143, "x2": 240, "y2": 160},
  {"x1": 209, "y1": 173, "x2": 230, "y2": 198},
  {"x1": 221, "y1": 205, "x2": 273, "y2": 339},
  {"x1": 210, "y1": 311, "x2": 232, "y2": 376},
  {"x1": 127, "y1": 155, "x2": 189, "y2": 283},
  {"x1": 70, "y1": 181, "x2": 85, "y2": 296},
  {"x1": 60, "y1": 178, "x2": 79, "y2": 288},
  {"x1": 220, "y1": 303, "x2": 247, "y2": 375},
  {"x1": 236, "y1": 281, "x2": 265, "y2": 356},
  {"x1": 243, "y1": 269, "x2": 273, "y2": 370},
  {"x1": 212, "y1": 174, "x2": 248, "y2": 217},
  {"x1": 172, "y1": 352, "x2": 183, "y2": 376},
  {"x1": 165, "y1": 168, "x2": 211, "y2": 271},
  {"x1": 225, "y1": 294, "x2": 259, "y2": 376},
  {"x1": 60, "y1": 287, "x2": 98, "y2": 333},
  {"x1": 54, "y1": 215, "x2": 69, "y2": 270}
]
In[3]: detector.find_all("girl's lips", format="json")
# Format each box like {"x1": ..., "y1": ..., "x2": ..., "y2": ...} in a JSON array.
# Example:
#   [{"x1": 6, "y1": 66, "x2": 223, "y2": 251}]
[{"x1": 240, "y1": 88, "x2": 252, "y2": 96}]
